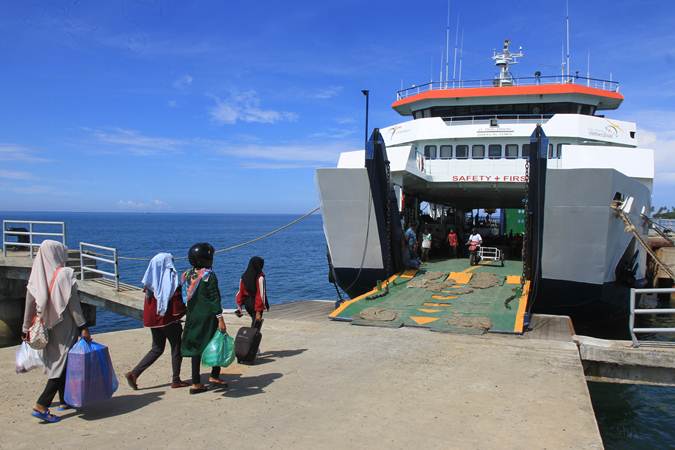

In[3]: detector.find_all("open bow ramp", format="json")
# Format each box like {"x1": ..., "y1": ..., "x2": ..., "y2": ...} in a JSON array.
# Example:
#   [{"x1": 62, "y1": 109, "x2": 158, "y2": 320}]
[{"x1": 330, "y1": 258, "x2": 530, "y2": 334}]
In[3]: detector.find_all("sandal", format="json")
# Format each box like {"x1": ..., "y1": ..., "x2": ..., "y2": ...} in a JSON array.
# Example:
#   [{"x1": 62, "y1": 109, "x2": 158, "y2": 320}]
[
  {"x1": 208, "y1": 378, "x2": 228, "y2": 387},
  {"x1": 32, "y1": 409, "x2": 61, "y2": 423},
  {"x1": 171, "y1": 381, "x2": 190, "y2": 389},
  {"x1": 189, "y1": 385, "x2": 209, "y2": 395}
]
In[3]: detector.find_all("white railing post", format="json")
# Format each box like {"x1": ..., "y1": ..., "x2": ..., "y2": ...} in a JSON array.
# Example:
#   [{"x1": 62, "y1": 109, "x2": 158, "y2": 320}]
[
  {"x1": 29, "y1": 222, "x2": 34, "y2": 259},
  {"x1": 2, "y1": 220, "x2": 6, "y2": 257},
  {"x1": 114, "y1": 248, "x2": 119, "y2": 291},
  {"x1": 79, "y1": 242, "x2": 85, "y2": 281},
  {"x1": 629, "y1": 288, "x2": 638, "y2": 347}
]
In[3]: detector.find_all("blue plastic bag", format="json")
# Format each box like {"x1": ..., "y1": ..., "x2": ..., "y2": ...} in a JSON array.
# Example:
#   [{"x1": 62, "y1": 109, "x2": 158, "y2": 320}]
[
  {"x1": 201, "y1": 331, "x2": 235, "y2": 367},
  {"x1": 64, "y1": 339, "x2": 119, "y2": 408}
]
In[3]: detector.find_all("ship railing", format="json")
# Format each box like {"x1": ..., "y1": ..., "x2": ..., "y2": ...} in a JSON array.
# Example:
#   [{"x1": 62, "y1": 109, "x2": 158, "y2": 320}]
[
  {"x1": 79, "y1": 242, "x2": 120, "y2": 291},
  {"x1": 2, "y1": 220, "x2": 67, "y2": 258},
  {"x1": 396, "y1": 75, "x2": 620, "y2": 100},
  {"x1": 441, "y1": 113, "x2": 553, "y2": 124},
  {"x1": 629, "y1": 287, "x2": 675, "y2": 347}
]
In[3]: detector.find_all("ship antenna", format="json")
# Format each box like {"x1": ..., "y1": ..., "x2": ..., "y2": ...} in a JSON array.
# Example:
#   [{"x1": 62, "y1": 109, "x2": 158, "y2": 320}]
[
  {"x1": 445, "y1": 0, "x2": 450, "y2": 83},
  {"x1": 439, "y1": 46, "x2": 444, "y2": 87},
  {"x1": 586, "y1": 50, "x2": 590, "y2": 86},
  {"x1": 452, "y1": 13, "x2": 460, "y2": 86},
  {"x1": 565, "y1": 0, "x2": 571, "y2": 79},
  {"x1": 458, "y1": 28, "x2": 464, "y2": 86},
  {"x1": 492, "y1": 39, "x2": 524, "y2": 87}
]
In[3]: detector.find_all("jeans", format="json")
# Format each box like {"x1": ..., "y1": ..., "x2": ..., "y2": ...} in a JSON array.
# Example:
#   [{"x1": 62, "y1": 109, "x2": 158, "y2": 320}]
[{"x1": 131, "y1": 321, "x2": 183, "y2": 383}]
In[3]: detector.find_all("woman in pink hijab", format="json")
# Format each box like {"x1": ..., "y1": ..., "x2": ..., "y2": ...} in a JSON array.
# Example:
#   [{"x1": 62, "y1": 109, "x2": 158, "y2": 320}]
[{"x1": 22, "y1": 240, "x2": 91, "y2": 423}]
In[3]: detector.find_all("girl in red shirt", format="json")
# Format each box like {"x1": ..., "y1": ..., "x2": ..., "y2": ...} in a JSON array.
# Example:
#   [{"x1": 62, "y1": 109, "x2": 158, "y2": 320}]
[{"x1": 235, "y1": 256, "x2": 269, "y2": 328}]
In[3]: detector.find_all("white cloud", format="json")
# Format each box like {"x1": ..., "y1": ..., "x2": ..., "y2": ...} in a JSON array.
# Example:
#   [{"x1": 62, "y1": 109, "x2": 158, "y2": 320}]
[
  {"x1": 167, "y1": 100, "x2": 177, "y2": 108},
  {"x1": 210, "y1": 142, "x2": 348, "y2": 164},
  {"x1": 172, "y1": 74, "x2": 193, "y2": 89},
  {"x1": 117, "y1": 199, "x2": 170, "y2": 211},
  {"x1": 209, "y1": 91, "x2": 298, "y2": 125},
  {"x1": 239, "y1": 162, "x2": 327, "y2": 170},
  {"x1": 0, "y1": 169, "x2": 34, "y2": 180},
  {"x1": 87, "y1": 128, "x2": 184, "y2": 155},
  {"x1": 309, "y1": 85, "x2": 343, "y2": 99},
  {"x1": 0, "y1": 144, "x2": 50, "y2": 162},
  {"x1": 639, "y1": 128, "x2": 675, "y2": 186}
]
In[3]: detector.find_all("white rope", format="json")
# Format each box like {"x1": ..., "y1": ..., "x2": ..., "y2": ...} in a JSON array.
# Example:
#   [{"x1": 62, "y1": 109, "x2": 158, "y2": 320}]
[{"x1": 117, "y1": 206, "x2": 320, "y2": 262}]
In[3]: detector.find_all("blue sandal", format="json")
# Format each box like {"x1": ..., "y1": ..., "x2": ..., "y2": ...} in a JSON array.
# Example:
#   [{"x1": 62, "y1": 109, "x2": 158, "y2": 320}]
[{"x1": 32, "y1": 409, "x2": 61, "y2": 423}]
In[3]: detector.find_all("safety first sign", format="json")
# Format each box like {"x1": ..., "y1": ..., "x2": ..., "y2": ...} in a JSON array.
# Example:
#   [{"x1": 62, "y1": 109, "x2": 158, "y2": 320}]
[{"x1": 451, "y1": 175, "x2": 528, "y2": 182}]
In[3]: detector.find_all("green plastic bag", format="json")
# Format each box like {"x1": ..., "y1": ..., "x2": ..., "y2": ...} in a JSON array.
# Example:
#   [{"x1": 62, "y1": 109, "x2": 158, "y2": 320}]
[{"x1": 201, "y1": 331, "x2": 235, "y2": 367}]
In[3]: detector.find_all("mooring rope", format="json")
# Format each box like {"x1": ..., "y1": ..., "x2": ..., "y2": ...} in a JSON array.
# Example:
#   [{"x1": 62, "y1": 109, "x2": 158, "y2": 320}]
[{"x1": 116, "y1": 206, "x2": 320, "y2": 262}]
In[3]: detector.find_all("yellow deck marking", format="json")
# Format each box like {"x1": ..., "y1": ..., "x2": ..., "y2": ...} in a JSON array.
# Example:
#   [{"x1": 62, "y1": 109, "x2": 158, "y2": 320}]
[
  {"x1": 513, "y1": 281, "x2": 531, "y2": 333},
  {"x1": 329, "y1": 273, "x2": 400, "y2": 318},
  {"x1": 400, "y1": 269, "x2": 418, "y2": 279},
  {"x1": 447, "y1": 272, "x2": 473, "y2": 284},
  {"x1": 423, "y1": 302, "x2": 453, "y2": 307},
  {"x1": 431, "y1": 294, "x2": 457, "y2": 300},
  {"x1": 506, "y1": 275, "x2": 522, "y2": 285},
  {"x1": 418, "y1": 308, "x2": 441, "y2": 314},
  {"x1": 410, "y1": 316, "x2": 439, "y2": 325}
]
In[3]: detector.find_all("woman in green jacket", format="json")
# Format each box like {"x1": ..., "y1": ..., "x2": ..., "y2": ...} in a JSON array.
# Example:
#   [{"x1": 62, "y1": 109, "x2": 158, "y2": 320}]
[{"x1": 180, "y1": 243, "x2": 226, "y2": 394}]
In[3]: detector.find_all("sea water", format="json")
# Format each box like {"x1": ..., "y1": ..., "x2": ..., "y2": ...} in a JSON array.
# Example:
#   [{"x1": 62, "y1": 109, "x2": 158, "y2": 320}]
[{"x1": 1, "y1": 211, "x2": 673, "y2": 448}]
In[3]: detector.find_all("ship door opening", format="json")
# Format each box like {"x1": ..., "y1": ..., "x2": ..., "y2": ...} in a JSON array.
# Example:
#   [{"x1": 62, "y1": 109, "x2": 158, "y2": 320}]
[{"x1": 400, "y1": 197, "x2": 526, "y2": 266}]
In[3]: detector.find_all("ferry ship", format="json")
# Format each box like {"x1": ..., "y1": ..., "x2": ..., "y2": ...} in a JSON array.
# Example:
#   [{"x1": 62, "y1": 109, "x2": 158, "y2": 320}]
[{"x1": 316, "y1": 40, "x2": 654, "y2": 328}]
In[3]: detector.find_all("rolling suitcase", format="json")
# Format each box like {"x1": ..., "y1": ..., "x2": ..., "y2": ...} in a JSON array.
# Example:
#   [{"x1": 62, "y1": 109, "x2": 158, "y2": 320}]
[{"x1": 235, "y1": 326, "x2": 262, "y2": 364}]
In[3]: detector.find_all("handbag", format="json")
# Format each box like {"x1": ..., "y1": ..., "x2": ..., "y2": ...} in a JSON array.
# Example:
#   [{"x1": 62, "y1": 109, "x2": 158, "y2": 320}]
[{"x1": 27, "y1": 266, "x2": 63, "y2": 350}]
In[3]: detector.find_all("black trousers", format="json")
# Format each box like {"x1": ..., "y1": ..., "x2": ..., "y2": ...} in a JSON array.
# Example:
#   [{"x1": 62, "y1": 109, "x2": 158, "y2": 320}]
[
  {"x1": 191, "y1": 356, "x2": 220, "y2": 385},
  {"x1": 37, "y1": 370, "x2": 66, "y2": 409},
  {"x1": 243, "y1": 297, "x2": 263, "y2": 329},
  {"x1": 131, "y1": 321, "x2": 183, "y2": 383}
]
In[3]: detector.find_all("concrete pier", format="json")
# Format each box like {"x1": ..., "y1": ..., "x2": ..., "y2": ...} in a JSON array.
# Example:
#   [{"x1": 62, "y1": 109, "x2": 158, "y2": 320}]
[{"x1": 2, "y1": 302, "x2": 604, "y2": 449}]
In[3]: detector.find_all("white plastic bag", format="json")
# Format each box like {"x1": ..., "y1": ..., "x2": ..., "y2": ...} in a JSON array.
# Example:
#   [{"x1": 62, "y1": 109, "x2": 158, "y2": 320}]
[{"x1": 15, "y1": 341, "x2": 44, "y2": 374}]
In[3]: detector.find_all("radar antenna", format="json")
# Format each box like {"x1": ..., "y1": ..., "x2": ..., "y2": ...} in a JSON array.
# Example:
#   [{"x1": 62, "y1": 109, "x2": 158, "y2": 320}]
[{"x1": 492, "y1": 39, "x2": 524, "y2": 87}]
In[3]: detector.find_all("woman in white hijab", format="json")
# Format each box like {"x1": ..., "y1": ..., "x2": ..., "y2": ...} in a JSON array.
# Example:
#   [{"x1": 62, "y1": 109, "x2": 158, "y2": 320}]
[{"x1": 22, "y1": 240, "x2": 91, "y2": 423}]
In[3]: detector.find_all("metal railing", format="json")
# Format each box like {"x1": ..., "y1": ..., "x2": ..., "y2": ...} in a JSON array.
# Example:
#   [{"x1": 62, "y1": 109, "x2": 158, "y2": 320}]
[
  {"x1": 629, "y1": 287, "x2": 675, "y2": 347},
  {"x1": 79, "y1": 242, "x2": 120, "y2": 291},
  {"x1": 2, "y1": 220, "x2": 67, "y2": 258},
  {"x1": 396, "y1": 75, "x2": 621, "y2": 100},
  {"x1": 442, "y1": 113, "x2": 553, "y2": 124}
]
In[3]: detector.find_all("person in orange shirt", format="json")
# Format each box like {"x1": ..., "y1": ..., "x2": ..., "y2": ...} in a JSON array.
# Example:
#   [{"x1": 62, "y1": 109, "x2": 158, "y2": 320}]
[{"x1": 447, "y1": 228, "x2": 459, "y2": 258}]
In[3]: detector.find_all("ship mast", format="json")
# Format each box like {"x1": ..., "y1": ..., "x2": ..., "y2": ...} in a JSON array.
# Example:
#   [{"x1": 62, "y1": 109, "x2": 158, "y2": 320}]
[{"x1": 491, "y1": 39, "x2": 524, "y2": 87}]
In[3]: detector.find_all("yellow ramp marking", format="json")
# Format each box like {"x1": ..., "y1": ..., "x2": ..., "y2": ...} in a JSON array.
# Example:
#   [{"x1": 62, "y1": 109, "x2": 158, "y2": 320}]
[
  {"x1": 329, "y1": 273, "x2": 399, "y2": 318},
  {"x1": 513, "y1": 281, "x2": 531, "y2": 333},
  {"x1": 431, "y1": 294, "x2": 457, "y2": 300},
  {"x1": 448, "y1": 272, "x2": 473, "y2": 284},
  {"x1": 400, "y1": 269, "x2": 418, "y2": 279},
  {"x1": 417, "y1": 308, "x2": 441, "y2": 313},
  {"x1": 410, "y1": 316, "x2": 439, "y2": 325},
  {"x1": 423, "y1": 302, "x2": 452, "y2": 307},
  {"x1": 506, "y1": 275, "x2": 522, "y2": 285}
]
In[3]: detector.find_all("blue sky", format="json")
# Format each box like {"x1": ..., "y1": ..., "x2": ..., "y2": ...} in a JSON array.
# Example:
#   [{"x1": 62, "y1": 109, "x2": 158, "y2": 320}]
[{"x1": 1, "y1": 0, "x2": 674, "y2": 213}]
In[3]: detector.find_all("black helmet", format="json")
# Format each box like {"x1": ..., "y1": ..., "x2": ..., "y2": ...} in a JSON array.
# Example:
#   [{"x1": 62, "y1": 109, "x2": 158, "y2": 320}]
[{"x1": 188, "y1": 242, "x2": 215, "y2": 269}]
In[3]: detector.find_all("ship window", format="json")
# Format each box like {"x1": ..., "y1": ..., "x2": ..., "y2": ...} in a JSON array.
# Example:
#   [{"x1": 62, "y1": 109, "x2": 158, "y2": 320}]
[
  {"x1": 505, "y1": 144, "x2": 519, "y2": 159},
  {"x1": 521, "y1": 144, "x2": 530, "y2": 159},
  {"x1": 548, "y1": 143, "x2": 554, "y2": 159},
  {"x1": 440, "y1": 145, "x2": 452, "y2": 159},
  {"x1": 424, "y1": 145, "x2": 437, "y2": 159},
  {"x1": 488, "y1": 144, "x2": 502, "y2": 159},
  {"x1": 456, "y1": 145, "x2": 468, "y2": 159},
  {"x1": 413, "y1": 110, "x2": 421, "y2": 119},
  {"x1": 472, "y1": 145, "x2": 485, "y2": 159},
  {"x1": 556, "y1": 143, "x2": 568, "y2": 159}
]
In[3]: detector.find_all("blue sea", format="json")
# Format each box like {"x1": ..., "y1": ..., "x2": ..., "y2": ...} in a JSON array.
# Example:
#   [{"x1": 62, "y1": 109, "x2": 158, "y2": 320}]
[{"x1": 2, "y1": 211, "x2": 673, "y2": 449}]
